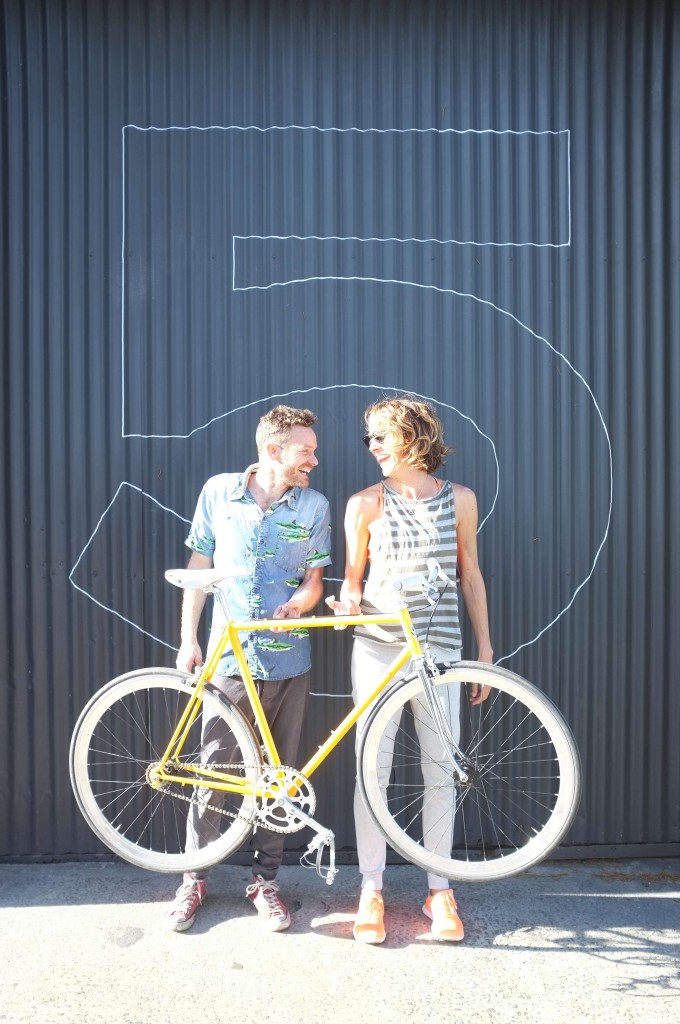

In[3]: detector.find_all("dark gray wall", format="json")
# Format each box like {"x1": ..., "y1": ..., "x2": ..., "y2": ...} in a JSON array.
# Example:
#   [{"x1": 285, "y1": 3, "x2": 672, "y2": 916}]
[{"x1": 1, "y1": 0, "x2": 678, "y2": 860}]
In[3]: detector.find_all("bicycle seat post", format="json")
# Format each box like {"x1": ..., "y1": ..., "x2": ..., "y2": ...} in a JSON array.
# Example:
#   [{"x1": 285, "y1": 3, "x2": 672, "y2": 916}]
[{"x1": 210, "y1": 584, "x2": 234, "y2": 622}]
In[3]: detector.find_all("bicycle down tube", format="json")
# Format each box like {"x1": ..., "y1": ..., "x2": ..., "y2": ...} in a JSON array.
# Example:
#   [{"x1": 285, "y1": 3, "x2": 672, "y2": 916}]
[
  {"x1": 155, "y1": 609, "x2": 424, "y2": 796},
  {"x1": 226, "y1": 610, "x2": 471, "y2": 781}
]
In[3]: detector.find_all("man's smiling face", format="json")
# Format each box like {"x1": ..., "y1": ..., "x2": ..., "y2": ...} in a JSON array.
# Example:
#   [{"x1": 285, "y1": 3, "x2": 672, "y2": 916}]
[{"x1": 275, "y1": 425, "x2": 319, "y2": 489}]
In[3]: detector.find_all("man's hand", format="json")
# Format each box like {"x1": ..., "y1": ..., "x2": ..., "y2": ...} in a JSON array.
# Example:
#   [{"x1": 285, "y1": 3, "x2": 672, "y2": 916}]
[
  {"x1": 270, "y1": 566, "x2": 325, "y2": 630},
  {"x1": 177, "y1": 639, "x2": 203, "y2": 674},
  {"x1": 271, "y1": 601, "x2": 303, "y2": 631}
]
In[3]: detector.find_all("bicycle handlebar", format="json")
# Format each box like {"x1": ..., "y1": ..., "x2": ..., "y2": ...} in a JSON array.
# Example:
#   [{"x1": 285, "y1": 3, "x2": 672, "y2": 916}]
[
  {"x1": 391, "y1": 559, "x2": 453, "y2": 603},
  {"x1": 166, "y1": 561, "x2": 452, "y2": 617}
]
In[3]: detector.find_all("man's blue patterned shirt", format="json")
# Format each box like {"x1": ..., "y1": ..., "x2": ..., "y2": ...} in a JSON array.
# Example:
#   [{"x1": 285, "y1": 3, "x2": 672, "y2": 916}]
[{"x1": 186, "y1": 465, "x2": 332, "y2": 680}]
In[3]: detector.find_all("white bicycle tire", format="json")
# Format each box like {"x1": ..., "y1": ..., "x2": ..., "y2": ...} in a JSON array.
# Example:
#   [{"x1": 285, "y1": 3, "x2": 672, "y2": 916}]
[
  {"x1": 358, "y1": 661, "x2": 581, "y2": 882},
  {"x1": 70, "y1": 668, "x2": 261, "y2": 873}
]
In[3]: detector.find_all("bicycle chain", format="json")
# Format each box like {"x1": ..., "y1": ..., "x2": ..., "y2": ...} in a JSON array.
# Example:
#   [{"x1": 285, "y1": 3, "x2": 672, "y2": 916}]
[
  {"x1": 158, "y1": 762, "x2": 259, "y2": 825},
  {"x1": 156, "y1": 762, "x2": 304, "y2": 833}
]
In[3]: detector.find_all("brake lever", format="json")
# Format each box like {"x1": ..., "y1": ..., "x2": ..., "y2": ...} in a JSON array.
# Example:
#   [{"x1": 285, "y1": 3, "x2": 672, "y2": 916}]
[
  {"x1": 393, "y1": 574, "x2": 440, "y2": 606},
  {"x1": 426, "y1": 558, "x2": 453, "y2": 587}
]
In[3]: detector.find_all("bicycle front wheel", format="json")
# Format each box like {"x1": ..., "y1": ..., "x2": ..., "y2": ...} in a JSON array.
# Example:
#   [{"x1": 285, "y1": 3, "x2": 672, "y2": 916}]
[
  {"x1": 70, "y1": 668, "x2": 262, "y2": 873},
  {"x1": 358, "y1": 661, "x2": 581, "y2": 882}
]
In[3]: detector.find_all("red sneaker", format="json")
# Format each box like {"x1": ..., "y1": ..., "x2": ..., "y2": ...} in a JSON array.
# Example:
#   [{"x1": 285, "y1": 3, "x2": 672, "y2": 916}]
[
  {"x1": 245, "y1": 874, "x2": 291, "y2": 932},
  {"x1": 166, "y1": 876, "x2": 206, "y2": 932}
]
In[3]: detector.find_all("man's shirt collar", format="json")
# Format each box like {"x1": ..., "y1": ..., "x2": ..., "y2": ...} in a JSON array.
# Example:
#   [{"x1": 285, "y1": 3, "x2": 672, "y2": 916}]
[{"x1": 229, "y1": 464, "x2": 299, "y2": 509}]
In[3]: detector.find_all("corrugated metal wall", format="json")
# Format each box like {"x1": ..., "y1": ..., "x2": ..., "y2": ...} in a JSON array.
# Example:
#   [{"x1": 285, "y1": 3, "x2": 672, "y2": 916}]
[{"x1": 1, "y1": 0, "x2": 678, "y2": 861}]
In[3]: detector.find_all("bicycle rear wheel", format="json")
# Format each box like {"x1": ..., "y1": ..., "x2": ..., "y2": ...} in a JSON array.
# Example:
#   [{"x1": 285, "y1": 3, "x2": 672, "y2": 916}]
[
  {"x1": 358, "y1": 661, "x2": 581, "y2": 882},
  {"x1": 70, "y1": 668, "x2": 261, "y2": 873}
]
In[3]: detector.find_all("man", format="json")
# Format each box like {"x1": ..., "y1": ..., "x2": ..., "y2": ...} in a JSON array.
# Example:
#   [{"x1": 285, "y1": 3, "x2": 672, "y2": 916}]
[{"x1": 167, "y1": 405, "x2": 331, "y2": 933}]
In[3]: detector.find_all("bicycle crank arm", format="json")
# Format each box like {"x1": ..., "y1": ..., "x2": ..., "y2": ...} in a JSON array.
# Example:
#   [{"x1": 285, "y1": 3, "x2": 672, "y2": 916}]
[{"x1": 279, "y1": 797, "x2": 338, "y2": 885}]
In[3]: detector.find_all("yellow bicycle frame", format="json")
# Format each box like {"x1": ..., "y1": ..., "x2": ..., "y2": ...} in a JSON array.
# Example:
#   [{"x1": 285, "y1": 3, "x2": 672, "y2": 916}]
[{"x1": 152, "y1": 609, "x2": 424, "y2": 795}]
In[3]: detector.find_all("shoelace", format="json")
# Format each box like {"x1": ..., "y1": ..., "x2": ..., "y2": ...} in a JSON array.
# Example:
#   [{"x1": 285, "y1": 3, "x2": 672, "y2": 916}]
[
  {"x1": 434, "y1": 891, "x2": 458, "y2": 917},
  {"x1": 247, "y1": 878, "x2": 286, "y2": 917},
  {"x1": 174, "y1": 881, "x2": 203, "y2": 912},
  {"x1": 359, "y1": 894, "x2": 383, "y2": 922}
]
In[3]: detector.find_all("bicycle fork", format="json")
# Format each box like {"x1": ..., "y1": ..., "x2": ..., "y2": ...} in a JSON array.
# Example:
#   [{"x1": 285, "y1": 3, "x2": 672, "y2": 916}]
[{"x1": 415, "y1": 659, "x2": 470, "y2": 784}]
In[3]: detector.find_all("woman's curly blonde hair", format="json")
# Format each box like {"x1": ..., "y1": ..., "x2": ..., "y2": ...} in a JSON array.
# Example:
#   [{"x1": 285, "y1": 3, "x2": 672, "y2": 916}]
[{"x1": 365, "y1": 396, "x2": 453, "y2": 473}]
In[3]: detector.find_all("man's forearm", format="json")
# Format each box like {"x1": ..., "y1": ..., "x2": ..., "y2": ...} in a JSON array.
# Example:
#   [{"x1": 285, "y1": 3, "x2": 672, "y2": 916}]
[
  {"x1": 179, "y1": 550, "x2": 212, "y2": 641},
  {"x1": 288, "y1": 575, "x2": 323, "y2": 614},
  {"x1": 180, "y1": 588, "x2": 207, "y2": 642}
]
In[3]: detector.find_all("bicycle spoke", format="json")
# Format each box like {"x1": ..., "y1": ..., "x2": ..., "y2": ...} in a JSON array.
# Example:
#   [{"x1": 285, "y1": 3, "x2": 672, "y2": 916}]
[
  {"x1": 359, "y1": 664, "x2": 580, "y2": 880},
  {"x1": 71, "y1": 672, "x2": 260, "y2": 871}
]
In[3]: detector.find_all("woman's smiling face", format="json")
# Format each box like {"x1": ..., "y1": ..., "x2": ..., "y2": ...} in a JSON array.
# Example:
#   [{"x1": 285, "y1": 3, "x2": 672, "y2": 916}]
[{"x1": 365, "y1": 414, "x2": 406, "y2": 477}]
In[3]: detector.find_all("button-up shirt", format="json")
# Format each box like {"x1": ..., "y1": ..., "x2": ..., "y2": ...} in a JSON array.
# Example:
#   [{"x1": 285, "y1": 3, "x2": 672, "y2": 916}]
[{"x1": 185, "y1": 465, "x2": 332, "y2": 680}]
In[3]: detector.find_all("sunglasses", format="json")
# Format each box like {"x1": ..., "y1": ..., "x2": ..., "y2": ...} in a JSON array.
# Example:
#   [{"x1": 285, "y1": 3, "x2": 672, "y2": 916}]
[{"x1": 362, "y1": 432, "x2": 386, "y2": 449}]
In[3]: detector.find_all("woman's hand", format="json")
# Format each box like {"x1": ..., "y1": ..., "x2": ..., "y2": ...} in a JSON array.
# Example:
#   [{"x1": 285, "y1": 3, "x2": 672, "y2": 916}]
[{"x1": 325, "y1": 595, "x2": 361, "y2": 629}]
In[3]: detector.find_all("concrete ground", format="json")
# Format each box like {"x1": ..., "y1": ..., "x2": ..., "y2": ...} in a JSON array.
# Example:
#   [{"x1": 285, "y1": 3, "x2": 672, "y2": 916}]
[{"x1": 0, "y1": 858, "x2": 678, "y2": 1024}]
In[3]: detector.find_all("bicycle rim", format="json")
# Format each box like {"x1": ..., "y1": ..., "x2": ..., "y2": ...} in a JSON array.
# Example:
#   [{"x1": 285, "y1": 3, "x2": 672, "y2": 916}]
[
  {"x1": 358, "y1": 662, "x2": 581, "y2": 882},
  {"x1": 70, "y1": 669, "x2": 261, "y2": 873}
]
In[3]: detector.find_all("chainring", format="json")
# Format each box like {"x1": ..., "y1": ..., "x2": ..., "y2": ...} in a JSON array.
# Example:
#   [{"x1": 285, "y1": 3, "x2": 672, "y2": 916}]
[{"x1": 254, "y1": 766, "x2": 316, "y2": 833}]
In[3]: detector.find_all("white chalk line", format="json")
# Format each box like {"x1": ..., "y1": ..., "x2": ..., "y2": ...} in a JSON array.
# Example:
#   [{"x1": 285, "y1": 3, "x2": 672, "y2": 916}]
[
  {"x1": 234, "y1": 232, "x2": 569, "y2": 249},
  {"x1": 74, "y1": 379, "x2": 500, "y2": 622},
  {"x1": 121, "y1": 128, "x2": 127, "y2": 437},
  {"x1": 113, "y1": 123, "x2": 600, "y2": 663},
  {"x1": 124, "y1": 124, "x2": 570, "y2": 136},
  {"x1": 69, "y1": 480, "x2": 376, "y2": 694},
  {"x1": 122, "y1": 383, "x2": 500, "y2": 529},
  {"x1": 178, "y1": 280, "x2": 614, "y2": 663},
  {"x1": 122, "y1": 124, "x2": 570, "y2": 434},
  {"x1": 69, "y1": 482, "x2": 191, "y2": 651},
  {"x1": 120, "y1": 250, "x2": 613, "y2": 665}
]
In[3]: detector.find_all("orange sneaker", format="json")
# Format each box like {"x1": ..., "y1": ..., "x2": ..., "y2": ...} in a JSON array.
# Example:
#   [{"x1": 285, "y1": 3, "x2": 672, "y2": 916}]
[
  {"x1": 422, "y1": 889, "x2": 464, "y2": 941},
  {"x1": 353, "y1": 890, "x2": 386, "y2": 944}
]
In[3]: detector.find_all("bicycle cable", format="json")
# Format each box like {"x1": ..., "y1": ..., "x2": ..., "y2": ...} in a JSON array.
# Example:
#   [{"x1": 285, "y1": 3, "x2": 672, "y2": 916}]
[
  {"x1": 423, "y1": 579, "x2": 448, "y2": 646},
  {"x1": 416, "y1": 577, "x2": 471, "y2": 780}
]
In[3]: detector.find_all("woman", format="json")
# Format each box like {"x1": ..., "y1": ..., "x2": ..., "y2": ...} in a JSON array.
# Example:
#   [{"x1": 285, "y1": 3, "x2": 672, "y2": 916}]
[{"x1": 328, "y1": 396, "x2": 493, "y2": 944}]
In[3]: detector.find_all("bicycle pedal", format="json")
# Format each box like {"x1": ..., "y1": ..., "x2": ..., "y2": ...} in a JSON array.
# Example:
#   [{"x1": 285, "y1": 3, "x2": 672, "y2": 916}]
[{"x1": 300, "y1": 830, "x2": 337, "y2": 884}]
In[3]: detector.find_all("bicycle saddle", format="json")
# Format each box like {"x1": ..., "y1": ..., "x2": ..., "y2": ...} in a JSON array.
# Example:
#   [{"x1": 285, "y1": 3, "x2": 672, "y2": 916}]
[{"x1": 165, "y1": 567, "x2": 249, "y2": 591}]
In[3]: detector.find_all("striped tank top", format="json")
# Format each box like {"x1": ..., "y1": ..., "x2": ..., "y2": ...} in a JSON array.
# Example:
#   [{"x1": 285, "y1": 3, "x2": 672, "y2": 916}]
[{"x1": 355, "y1": 480, "x2": 462, "y2": 652}]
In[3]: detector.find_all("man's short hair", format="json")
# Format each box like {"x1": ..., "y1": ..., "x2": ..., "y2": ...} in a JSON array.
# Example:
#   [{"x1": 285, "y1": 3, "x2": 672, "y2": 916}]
[{"x1": 256, "y1": 405, "x2": 318, "y2": 451}]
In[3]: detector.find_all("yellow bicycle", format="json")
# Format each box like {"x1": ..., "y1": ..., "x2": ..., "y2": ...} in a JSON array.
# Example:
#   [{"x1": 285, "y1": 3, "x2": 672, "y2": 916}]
[{"x1": 70, "y1": 565, "x2": 581, "y2": 884}]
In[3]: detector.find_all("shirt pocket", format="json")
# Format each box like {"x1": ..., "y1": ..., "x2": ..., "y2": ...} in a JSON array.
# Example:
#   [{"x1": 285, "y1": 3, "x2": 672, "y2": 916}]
[
  {"x1": 272, "y1": 518, "x2": 311, "y2": 573},
  {"x1": 273, "y1": 535, "x2": 309, "y2": 574}
]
